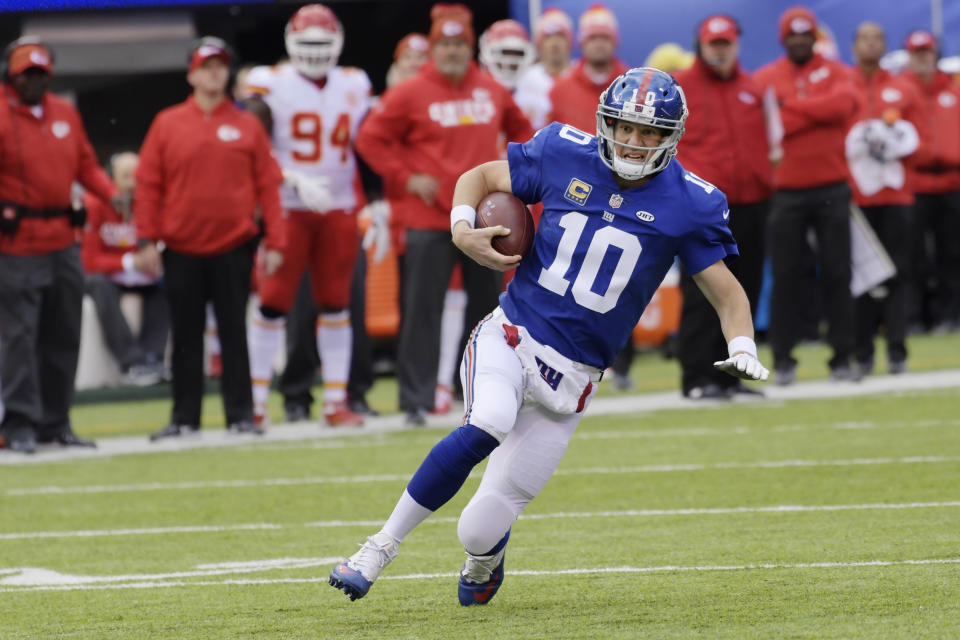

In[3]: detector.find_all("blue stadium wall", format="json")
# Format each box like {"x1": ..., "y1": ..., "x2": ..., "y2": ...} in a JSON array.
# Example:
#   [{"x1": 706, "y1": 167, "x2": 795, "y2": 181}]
[{"x1": 509, "y1": 0, "x2": 959, "y2": 71}]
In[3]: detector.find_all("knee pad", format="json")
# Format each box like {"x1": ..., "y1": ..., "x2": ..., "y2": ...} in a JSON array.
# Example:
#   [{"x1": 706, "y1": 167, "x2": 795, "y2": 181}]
[{"x1": 458, "y1": 492, "x2": 516, "y2": 555}]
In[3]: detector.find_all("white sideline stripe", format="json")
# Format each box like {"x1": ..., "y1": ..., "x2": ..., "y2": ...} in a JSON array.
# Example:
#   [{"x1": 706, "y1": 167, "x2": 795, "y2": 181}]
[
  {"x1": 2, "y1": 369, "x2": 956, "y2": 466},
  {"x1": 0, "y1": 557, "x2": 341, "y2": 587},
  {"x1": 3, "y1": 501, "x2": 959, "y2": 540},
  {"x1": 0, "y1": 557, "x2": 340, "y2": 587},
  {"x1": 0, "y1": 523, "x2": 282, "y2": 540},
  {"x1": 2, "y1": 557, "x2": 958, "y2": 593},
  {"x1": 8, "y1": 455, "x2": 960, "y2": 497}
]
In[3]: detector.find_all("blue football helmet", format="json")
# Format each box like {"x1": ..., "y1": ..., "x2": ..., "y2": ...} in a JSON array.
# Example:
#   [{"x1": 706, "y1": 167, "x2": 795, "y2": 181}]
[{"x1": 596, "y1": 67, "x2": 688, "y2": 180}]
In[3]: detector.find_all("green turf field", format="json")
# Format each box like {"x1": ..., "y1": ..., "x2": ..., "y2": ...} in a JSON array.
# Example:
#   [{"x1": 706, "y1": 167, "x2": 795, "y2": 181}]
[{"x1": 2, "y1": 381, "x2": 959, "y2": 638}]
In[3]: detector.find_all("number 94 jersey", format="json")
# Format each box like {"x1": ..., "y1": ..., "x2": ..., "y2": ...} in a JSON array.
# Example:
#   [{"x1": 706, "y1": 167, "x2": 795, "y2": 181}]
[
  {"x1": 502, "y1": 122, "x2": 738, "y2": 369},
  {"x1": 246, "y1": 63, "x2": 372, "y2": 211}
]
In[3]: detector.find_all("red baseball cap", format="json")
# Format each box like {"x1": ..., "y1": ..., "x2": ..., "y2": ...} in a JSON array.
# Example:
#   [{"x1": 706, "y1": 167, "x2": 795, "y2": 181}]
[
  {"x1": 699, "y1": 15, "x2": 739, "y2": 44},
  {"x1": 394, "y1": 33, "x2": 429, "y2": 61},
  {"x1": 188, "y1": 39, "x2": 231, "y2": 73},
  {"x1": 905, "y1": 30, "x2": 937, "y2": 52},
  {"x1": 428, "y1": 3, "x2": 475, "y2": 47},
  {"x1": 578, "y1": 3, "x2": 619, "y2": 46},
  {"x1": 535, "y1": 7, "x2": 574, "y2": 47},
  {"x1": 778, "y1": 6, "x2": 817, "y2": 43},
  {"x1": 8, "y1": 42, "x2": 53, "y2": 76}
]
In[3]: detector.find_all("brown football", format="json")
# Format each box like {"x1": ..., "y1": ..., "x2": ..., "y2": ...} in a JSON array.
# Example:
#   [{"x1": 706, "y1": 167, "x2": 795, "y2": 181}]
[{"x1": 474, "y1": 192, "x2": 535, "y2": 257}]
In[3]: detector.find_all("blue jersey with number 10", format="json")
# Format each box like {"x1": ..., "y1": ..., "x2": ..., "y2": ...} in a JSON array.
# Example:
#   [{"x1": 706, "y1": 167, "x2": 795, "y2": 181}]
[{"x1": 501, "y1": 122, "x2": 738, "y2": 369}]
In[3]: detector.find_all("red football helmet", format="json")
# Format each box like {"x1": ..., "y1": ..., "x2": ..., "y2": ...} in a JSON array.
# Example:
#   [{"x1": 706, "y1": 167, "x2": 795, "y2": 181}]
[
  {"x1": 285, "y1": 4, "x2": 344, "y2": 79},
  {"x1": 479, "y1": 19, "x2": 535, "y2": 90}
]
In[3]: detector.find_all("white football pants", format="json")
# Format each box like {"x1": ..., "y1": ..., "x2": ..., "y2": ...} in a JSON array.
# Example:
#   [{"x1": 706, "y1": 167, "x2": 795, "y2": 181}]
[{"x1": 455, "y1": 309, "x2": 596, "y2": 555}]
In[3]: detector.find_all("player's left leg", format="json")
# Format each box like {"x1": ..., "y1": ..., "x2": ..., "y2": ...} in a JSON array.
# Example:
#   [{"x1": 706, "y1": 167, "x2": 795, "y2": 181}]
[
  {"x1": 312, "y1": 209, "x2": 363, "y2": 426},
  {"x1": 455, "y1": 403, "x2": 585, "y2": 606},
  {"x1": 329, "y1": 311, "x2": 523, "y2": 601}
]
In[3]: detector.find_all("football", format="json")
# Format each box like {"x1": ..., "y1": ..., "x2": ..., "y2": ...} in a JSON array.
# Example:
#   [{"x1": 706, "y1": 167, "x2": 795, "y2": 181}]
[{"x1": 474, "y1": 191, "x2": 535, "y2": 257}]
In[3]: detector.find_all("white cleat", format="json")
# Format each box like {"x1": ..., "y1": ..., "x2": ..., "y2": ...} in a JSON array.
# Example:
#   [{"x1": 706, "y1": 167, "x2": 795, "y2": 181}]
[{"x1": 329, "y1": 532, "x2": 399, "y2": 601}]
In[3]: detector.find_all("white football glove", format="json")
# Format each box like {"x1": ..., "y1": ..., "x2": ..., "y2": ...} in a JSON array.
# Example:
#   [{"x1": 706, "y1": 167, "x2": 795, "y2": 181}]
[
  {"x1": 284, "y1": 169, "x2": 333, "y2": 214},
  {"x1": 714, "y1": 353, "x2": 770, "y2": 381},
  {"x1": 360, "y1": 200, "x2": 391, "y2": 264}
]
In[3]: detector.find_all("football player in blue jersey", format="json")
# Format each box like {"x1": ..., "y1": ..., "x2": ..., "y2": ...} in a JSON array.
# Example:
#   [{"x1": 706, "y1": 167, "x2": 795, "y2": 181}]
[{"x1": 329, "y1": 67, "x2": 768, "y2": 606}]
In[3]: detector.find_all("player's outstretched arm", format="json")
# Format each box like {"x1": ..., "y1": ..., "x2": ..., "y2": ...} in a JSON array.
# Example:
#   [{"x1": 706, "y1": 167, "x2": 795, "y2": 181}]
[
  {"x1": 692, "y1": 260, "x2": 770, "y2": 382},
  {"x1": 450, "y1": 161, "x2": 522, "y2": 272}
]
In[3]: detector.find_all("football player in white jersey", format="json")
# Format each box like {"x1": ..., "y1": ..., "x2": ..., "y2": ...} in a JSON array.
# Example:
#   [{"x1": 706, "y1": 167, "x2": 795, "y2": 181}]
[
  {"x1": 478, "y1": 19, "x2": 536, "y2": 92},
  {"x1": 513, "y1": 7, "x2": 574, "y2": 129},
  {"x1": 244, "y1": 3, "x2": 372, "y2": 427}
]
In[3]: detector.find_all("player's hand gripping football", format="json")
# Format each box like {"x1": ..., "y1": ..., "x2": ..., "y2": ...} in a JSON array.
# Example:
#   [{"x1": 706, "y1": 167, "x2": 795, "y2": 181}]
[
  {"x1": 284, "y1": 169, "x2": 333, "y2": 213},
  {"x1": 360, "y1": 200, "x2": 391, "y2": 264},
  {"x1": 714, "y1": 352, "x2": 770, "y2": 381},
  {"x1": 452, "y1": 221, "x2": 522, "y2": 272}
]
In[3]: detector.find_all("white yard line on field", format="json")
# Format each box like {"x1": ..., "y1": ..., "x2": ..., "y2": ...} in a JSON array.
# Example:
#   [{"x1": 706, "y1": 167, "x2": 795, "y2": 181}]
[
  {"x1": 8, "y1": 454, "x2": 960, "y2": 497},
  {"x1": 3, "y1": 501, "x2": 959, "y2": 540},
  {"x1": 1, "y1": 557, "x2": 958, "y2": 593},
  {"x1": 1, "y1": 369, "x2": 957, "y2": 466},
  {"x1": 0, "y1": 557, "x2": 340, "y2": 587}
]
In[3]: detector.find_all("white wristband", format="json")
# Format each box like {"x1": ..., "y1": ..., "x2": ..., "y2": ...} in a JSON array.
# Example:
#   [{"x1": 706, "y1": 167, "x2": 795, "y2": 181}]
[
  {"x1": 727, "y1": 336, "x2": 758, "y2": 359},
  {"x1": 450, "y1": 204, "x2": 477, "y2": 233},
  {"x1": 121, "y1": 251, "x2": 136, "y2": 273}
]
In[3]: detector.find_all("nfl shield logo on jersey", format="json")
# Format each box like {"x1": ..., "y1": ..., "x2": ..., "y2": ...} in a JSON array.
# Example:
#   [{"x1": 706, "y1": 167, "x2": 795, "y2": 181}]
[{"x1": 608, "y1": 193, "x2": 623, "y2": 208}]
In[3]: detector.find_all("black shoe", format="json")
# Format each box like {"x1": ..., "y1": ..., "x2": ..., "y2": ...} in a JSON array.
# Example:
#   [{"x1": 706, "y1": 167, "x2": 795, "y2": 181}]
[
  {"x1": 774, "y1": 365, "x2": 796, "y2": 387},
  {"x1": 855, "y1": 359, "x2": 874, "y2": 379},
  {"x1": 6, "y1": 434, "x2": 37, "y2": 454},
  {"x1": 730, "y1": 382, "x2": 765, "y2": 398},
  {"x1": 283, "y1": 404, "x2": 311, "y2": 423},
  {"x1": 404, "y1": 408, "x2": 427, "y2": 427},
  {"x1": 348, "y1": 396, "x2": 379, "y2": 417},
  {"x1": 149, "y1": 423, "x2": 199, "y2": 442},
  {"x1": 684, "y1": 384, "x2": 732, "y2": 400},
  {"x1": 227, "y1": 420, "x2": 265, "y2": 436},
  {"x1": 51, "y1": 432, "x2": 97, "y2": 448},
  {"x1": 888, "y1": 359, "x2": 907, "y2": 375},
  {"x1": 830, "y1": 365, "x2": 863, "y2": 382}
]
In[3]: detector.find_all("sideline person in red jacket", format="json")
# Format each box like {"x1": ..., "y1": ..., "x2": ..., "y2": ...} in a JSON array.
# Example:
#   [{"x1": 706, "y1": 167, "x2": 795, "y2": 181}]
[
  {"x1": 846, "y1": 22, "x2": 922, "y2": 375},
  {"x1": 0, "y1": 38, "x2": 116, "y2": 453},
  {"x1": 900, "y1": 29, "x2": 960, "y2": 333},
  {"x1": 754, "y1": 6, "x2": 861, "y2": 385},
  {"x1": 355, "y1": 3, "x2": 533, "y2": 425},
  {"x1": 674, "y1": 14, "x2": 774, "y2": 400},
  {"x1": 548, "y1": 3, "x2": 628, "y2": 133},
  {"x1": 81, "y1": 151, "x2": 170, "y2": 386},
  {"x1": 134, "y1": 37, "x2": 286, "y2": 441}
]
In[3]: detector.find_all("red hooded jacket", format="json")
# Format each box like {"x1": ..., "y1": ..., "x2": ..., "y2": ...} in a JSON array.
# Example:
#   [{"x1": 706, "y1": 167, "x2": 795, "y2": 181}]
[
  {"x1": 355, "y1": 61, "x2": 533, "y2": 231},
  {"x1": 674, "y1": 58, "x2": 773, "y2": 205},
  {"x1": 900, "y1": 70, "x2": 960, "y2": 194},
  {"x1": 0, "y1": 86, "x2": 116, "y2": 256},
  {"x1": 754, "y1": 53, "x2": 860, "y2": 190},
  {"x1": 548, "y1": 58, "x2": 629, "y2": 133},
  {"x1": 135, "y1": 96, "x2": 285, "y2": 256}
]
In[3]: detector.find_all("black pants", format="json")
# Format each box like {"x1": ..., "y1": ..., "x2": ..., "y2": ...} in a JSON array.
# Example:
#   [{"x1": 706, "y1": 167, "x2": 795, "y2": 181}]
[
  {"x1": 854, "y1": 205, "x2": 912, "y2": 365},
  {"x1": 768, "y1": 182, "x2": 854, "y2": 371},
  {"x1": 678, "y1": 200, "x2": 769, "y2": 393},
  {"x1": 278, "y1": 242, "x2": 374, "y2": 411},
  {"x1": 0, "y1": 245, "x2": 83, "y2": 442},
  {"x1": 163, "y1": 242, "x2": 254, "y2": 426},
  {"x1": 913, "y1": 191, "x2": 960, "y2": 327},
  {"x1": 84, "y1": 275, "x2": 169, "y2": 370},
  {"x1": 398, "y1": 229, "x2": 501, "y2": 412}
]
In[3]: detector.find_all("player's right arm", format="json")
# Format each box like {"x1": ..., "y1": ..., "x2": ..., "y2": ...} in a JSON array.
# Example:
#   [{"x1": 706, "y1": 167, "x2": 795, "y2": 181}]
[{"x1": 450, "y1": 160, "x2": 521, "y2": 271}]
